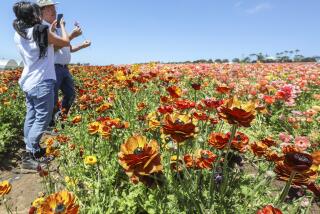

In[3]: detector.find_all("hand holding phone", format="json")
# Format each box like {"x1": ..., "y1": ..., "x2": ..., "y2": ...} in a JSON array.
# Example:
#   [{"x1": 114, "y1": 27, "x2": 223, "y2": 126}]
[{"x1": 56, "y1": 14, "x2": 63, "y2": 28}]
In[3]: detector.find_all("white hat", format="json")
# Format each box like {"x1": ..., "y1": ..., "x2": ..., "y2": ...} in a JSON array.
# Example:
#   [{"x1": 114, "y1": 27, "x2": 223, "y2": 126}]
[{"x1": 36, "y1": 0, "x2": 59, "y2": 7}]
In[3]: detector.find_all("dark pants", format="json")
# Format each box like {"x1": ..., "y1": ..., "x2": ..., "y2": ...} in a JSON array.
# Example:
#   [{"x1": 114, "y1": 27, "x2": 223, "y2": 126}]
[{"x1": 54, "y1": 64, "x2": 75, "y2": 115}]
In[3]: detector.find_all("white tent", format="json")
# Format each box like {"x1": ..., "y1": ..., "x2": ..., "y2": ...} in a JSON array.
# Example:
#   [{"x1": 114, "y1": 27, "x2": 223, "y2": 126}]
[
  {"x1": 0, "y1": 59, "x2": 18, "y2": 70},
  {"x1": 19, "y1": 60, "x2": 24, "y2": 67}
]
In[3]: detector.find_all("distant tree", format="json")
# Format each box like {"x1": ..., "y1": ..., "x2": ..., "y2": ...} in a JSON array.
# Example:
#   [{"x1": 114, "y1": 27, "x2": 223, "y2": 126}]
[
  {"x1": 215, "y1": 59, "x2": 222, "y2": 63},
  {"x1": 222, "y1": 59, "x2": 229, "y2": 63},
  {"x1": 232, "y1": 58, "x2": 240, "y2": 63}
]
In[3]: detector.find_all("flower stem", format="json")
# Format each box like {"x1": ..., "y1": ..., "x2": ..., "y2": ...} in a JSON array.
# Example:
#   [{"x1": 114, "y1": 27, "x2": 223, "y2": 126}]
[
  {"x1": 276, "y1": 171, "x2": 296, "y2": 206},
  {"x1": 219, "y1": 124, "x2": 237, "y2": 196}
]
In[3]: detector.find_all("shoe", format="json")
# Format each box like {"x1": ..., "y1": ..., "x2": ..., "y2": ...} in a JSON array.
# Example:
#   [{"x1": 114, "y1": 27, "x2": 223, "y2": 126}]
[
  {"x1": 21, "y1": 152, "x2": 48, "y2": 173},
  {"x1": 54, "y1": 110, "x2": 62, "y2": 121}
]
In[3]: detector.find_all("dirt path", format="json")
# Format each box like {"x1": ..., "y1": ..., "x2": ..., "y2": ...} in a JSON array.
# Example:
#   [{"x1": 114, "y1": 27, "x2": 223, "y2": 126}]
[
  {"x1": 0, "y1": 141, "x2": 44, "y2": 213},
  {"x1": 0, "y1": 171, "x2": 43, "y2": 213}
]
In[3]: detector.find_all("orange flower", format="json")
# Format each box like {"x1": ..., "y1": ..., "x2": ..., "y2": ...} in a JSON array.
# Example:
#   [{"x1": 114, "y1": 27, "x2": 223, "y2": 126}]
[
  {"x1": 256, "y1": 205, "x2": 282, "y2": 214},
  {"x1": 184, "y1": 150, "x2": 217, "y2": 170},
  {"x1": 162, "y1": 113, "x2": 197, "y2": 143},
  {"x1": 88, "y1": 122, "x2": 101, "y2": 135},
  {"x1": 118, "y1": 135, "x2": 163, "y2": 187},
  {"x1": 208, "y1": 132, "x2": 229, "y2": 149},
  {"x1": 99, "y1": 125, "x2": 111, "y2": 138},
  {"x1": 230, "y1": 132, "x2": 249, "y2": 153},
  {"x1": 195, "y1": 150, "x2": 217, "y2": 169},
  {"x1": 0, "y1": 180, "x2": 11, "y2": 196},
  {"x1": 218, "y1": 97, "x2": 255, "y2": 127},
  {"x1": 261, "y1": 137, "x2": 277, "y2": 147},
  {"x1": 71, "y1": 115, "x2": 82, "y2": 124},
  {"x1": 216, "y1": 85, "x2": 231, "y2": 94},
  {"x1": 96, "y1": 103, "x2": 112, "y2": 113},
  {"x1": 167, "y1": 86, "x2": 182, "y2": 98},
  {"x1": 250, "y1": 142, "x2": 269, "y2": 157},
  {"x1": 37, "y1": 190, "x2": 79, "y2": 214},
  {"x1": 311, "y1": 151, "x2": 320, "y2": 165},
  {"x1": 136, "y1": 102, "x2": 147, "y2": 111},
  {"x1": 265, "y1": 150, "x2": 283, "y2": 162},
  {"x1": 0, "y1": 86, "x2": 8, "y2": 94}
]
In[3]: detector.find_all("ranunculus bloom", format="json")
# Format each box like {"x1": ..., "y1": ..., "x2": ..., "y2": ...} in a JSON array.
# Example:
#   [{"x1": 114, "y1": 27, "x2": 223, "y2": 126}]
[
  {"x1": 279, "y1": 132, "x2": 293, "y2": 143},
  {"x1": 162, "y1": 113, "x2": 197, "y2": 143},
  {"x1": 191, "y1": 83, "x2": 201, "y2": 90},
  {"x1": 158, "y1": 105, "x2": 174, "y2": 114},
  {"x1": 174, "y1": 99, "x2": 196, "y2": 110},
  {"x1": 84, "y1": 155, "x2": 98, "y2": 165},
  {"x1": 167, "y1": 86, "x2": 182, "y2": 98},
  {"x1": 261, "y1": 137, "x2": 277, "y2": 147},
  {"x1": 250, "y1": 142, "x2": 269, "y2": 157},
  {"x1": 118, "y1": 135, "x2": 163, "y2": 187},
  {"x1": 274, "y1": 161, "x2": 317, "y2": 186},
  {"x1": 311, "y1": 151, "x2": 320, "y2": 166},
  {"x1": 183, "y1": 150, "x2": 217, "y2": 170},
  {"x1": 202, "y1": 98, "x2": 224, "y2": 109},
  {"x1": 71, "y1": 115, "x2": 82, "y2": 124},
  {"x1": 256, "y1": 205, "x2": 282, "y2": 214},
  {"x1": 0, "y1": 180, "x2": 11, "y2": 196},
  {"x1": 88, "y1": 122, "x2": 101, "y2": 135},
  {"x1": 195, "y1": 150, "x2": 217, "y2": 169},
  {"x1": 283, "y1": 152, "x2": 313, "y2": 172},
  {"x1": 37, "y1": 190, "x2": 79, "y2": 214},
  {"x1": 208, "y1": 133, "x2": 229, "y2": 149},
  {"x1": 218, "y1": 97, "x2": 255, "y2": 127},
  {"x1": 96, "y1": 103, "x2": 112, "y2": 113},
  {"x1": 294, "y1": 136, "x2": 310, "y2": 151},
  {"x1": 230, "y1": 132, "x2": 249, "y2": 153}
]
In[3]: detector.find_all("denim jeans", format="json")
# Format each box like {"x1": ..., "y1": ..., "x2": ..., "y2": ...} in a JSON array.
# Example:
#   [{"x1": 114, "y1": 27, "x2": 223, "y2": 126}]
[
  {"x1": 24, "y1": 79, "x2": 55, "y2": 154},
  {"x1": 54, "y1": 64, "x2": 75, "y2": 114}
]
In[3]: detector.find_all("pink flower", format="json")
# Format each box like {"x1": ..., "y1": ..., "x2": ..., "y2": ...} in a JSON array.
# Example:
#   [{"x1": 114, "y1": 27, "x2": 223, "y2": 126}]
[
  {"x1": 279, "y1": 132, "x2": 293, "y2": 143},
  {"x1": 294, "y1": 136, "x2": 310, "y2": 151}
]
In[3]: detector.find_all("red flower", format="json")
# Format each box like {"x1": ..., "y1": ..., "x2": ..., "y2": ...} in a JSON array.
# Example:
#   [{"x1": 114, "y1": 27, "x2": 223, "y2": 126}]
[
  {"x1": 158, "y1": 105, "x2": 174, "y2": 114},
  {"x1": 202, "y1": 98, "x2": 224, "y2": 109},
  {"x1": 191, "y1": 83, "x2": 201, "y2": 90},
  {"x1": 208, "y1": 133, "x2": 229, "y2": 149},
  {"x1": 162, "y1": 113, "x2": 197, "y2": 143},
  {"x1": 216, "y1": 86, "x2": 231, "y2": 94},
  {"x1": 174, "y1": 100, "x2": 196, "y2": 110},
  {"x1": 256, "y1": 205, "x2": 282, "y2": 214},
  {"x1": 167, "y1": 86, "x2": 182, "y2": 98},
  {"x1": 218, "y1": 97, "x2": 255, "y2": 127}
]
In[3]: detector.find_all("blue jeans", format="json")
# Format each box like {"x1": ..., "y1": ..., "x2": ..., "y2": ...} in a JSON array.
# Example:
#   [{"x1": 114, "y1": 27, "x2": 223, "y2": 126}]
[
  {"x1": 24, "y1": 79, "x2": 55, "y2": 154},
  {"x1": 54, "y1": 64, "x2": 75, "y2": 114}
]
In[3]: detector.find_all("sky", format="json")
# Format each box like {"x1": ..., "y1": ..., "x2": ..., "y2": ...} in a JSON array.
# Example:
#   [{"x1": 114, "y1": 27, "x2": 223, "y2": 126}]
[{"x1": 1, "y1": 0, "x2": 320, "y2": 65}]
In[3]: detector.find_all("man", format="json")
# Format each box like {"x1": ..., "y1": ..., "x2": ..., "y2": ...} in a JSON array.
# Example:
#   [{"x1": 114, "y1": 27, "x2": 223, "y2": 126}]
[{"x1": 37, "y1": 0, "x2": 91, "y2": 126}]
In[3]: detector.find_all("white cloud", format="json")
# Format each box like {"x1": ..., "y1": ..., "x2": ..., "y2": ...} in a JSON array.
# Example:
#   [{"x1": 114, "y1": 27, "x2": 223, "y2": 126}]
[{"x1": 246, "y1": 3, "x2": 271, "y2": 14}]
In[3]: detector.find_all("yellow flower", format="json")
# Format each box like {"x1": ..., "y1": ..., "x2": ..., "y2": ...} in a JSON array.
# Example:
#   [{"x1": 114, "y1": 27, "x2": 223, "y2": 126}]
[
  {"x1": 32, "y1": 197, "x2": 45, "y2": 207},
  {"x1": 84, "y1": 156, "x2": 97, "y2": 165},
  {"x1": 0, "y1": 180, "x2": 11, "y2": 196}
]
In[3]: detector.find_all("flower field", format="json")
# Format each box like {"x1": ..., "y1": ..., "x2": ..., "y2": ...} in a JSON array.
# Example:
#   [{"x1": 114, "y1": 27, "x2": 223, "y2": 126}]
[{"x1": 1, "y1": 62, "x2": 320, "y2": 213}]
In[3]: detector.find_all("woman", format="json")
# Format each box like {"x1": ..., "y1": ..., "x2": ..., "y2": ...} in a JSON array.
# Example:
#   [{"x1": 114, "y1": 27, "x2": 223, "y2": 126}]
[{"x1": 13, "y1": 1, "x2": 70, "y2": 171}]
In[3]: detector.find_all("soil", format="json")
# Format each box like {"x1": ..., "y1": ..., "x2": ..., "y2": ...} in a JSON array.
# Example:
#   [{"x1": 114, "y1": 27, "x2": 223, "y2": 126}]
[{"x1": 0, "y1": 141, "x2": 44, "y2": 213}]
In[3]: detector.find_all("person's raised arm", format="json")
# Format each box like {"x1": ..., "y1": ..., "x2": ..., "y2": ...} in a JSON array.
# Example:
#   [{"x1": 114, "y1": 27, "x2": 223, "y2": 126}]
[
  {"x1": 48, "y1": 19, "x2": 70, "y2": 47},
  {"x1": 70, "y1": 40, "x2": 91, "y2": 53}
]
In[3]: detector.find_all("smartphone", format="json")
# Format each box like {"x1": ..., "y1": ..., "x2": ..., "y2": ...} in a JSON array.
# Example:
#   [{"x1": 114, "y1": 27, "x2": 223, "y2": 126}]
[{"x1": 56, "y1": 14, "x2": 63, "y2": 28}]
